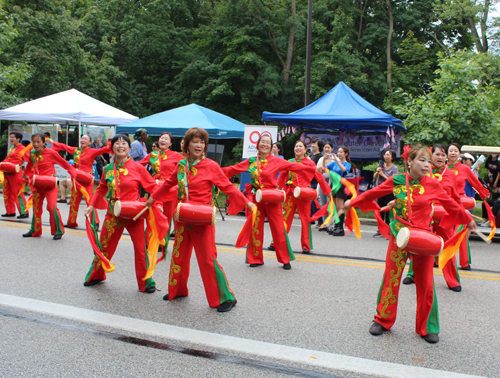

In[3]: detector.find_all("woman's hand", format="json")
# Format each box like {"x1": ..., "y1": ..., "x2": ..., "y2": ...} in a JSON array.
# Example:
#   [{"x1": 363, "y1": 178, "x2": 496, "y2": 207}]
[
  {"x1": 316, "y1": 166, "x2": 324, "y2": 173},
  {"x1": 376, "y1": 166, "x2": 383, "y2": 173},
  {"x1": 145, "y1": 195, "x2": 155, "y2": 208},
  {"x1": 467, "y1": 220, "x2": 477, "y2": 231},
  {"x1": 246, "y1": 202, "x2": 257, "y2": 211},
  {"x1": 85, "y1": 206, "x2": 94, "y2": 218},
  {"x1": 344, "y1": 200, "x2": 352, "y2": 211},
  {"x1": 46, "y1": 138, "x2": 54, "y2": 144}
]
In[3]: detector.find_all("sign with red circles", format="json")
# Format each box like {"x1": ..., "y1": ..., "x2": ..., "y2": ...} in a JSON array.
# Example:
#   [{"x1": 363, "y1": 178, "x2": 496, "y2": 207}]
[{"x1": 249, "y1": 130, "x2": 273, "y2": 144}]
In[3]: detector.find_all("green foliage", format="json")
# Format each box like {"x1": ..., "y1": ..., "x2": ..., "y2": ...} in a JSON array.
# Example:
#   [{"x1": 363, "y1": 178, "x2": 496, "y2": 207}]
[{"x1": 396, "y1": 50, "x2": 500, "y2": 147}]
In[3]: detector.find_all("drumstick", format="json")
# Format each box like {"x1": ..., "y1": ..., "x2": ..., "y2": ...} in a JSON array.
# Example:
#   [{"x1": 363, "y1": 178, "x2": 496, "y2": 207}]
[
  {"x1": 380, "y1": 206, "x2": 390, "y2": 212},
  {"x1": 470, "y1": 213, "x2": 484, "y2": 221},
  {"x1": 133, "y1": 205, "x2": 150, "y2": 221},
  {"x1": 474, "y1": 229, "x2": 492, "y2": 244}
]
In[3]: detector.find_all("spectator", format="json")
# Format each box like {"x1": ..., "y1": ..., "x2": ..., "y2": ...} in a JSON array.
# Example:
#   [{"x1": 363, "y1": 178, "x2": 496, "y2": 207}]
[
  {"x1": 130, "y1": 128, "x2": 148, "y2": 161},
  {"x1": 372, "y1": 149, "x2": 398, "y2": 237},
  {"x1": 485, "y1": 154, "x2": 499, "y2": 199},
  {"x1": 90, "y1": 135, "x2": 104, "y2": 179},
  {"x1": 462, "y1": 153, "x2": 477, "y2": 199}
]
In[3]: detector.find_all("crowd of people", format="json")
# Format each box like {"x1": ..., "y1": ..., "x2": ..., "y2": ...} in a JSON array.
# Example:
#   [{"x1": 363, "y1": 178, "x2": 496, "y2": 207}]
[{"x1": 1, "y1": 128, "x2": 499, "y2": 343}]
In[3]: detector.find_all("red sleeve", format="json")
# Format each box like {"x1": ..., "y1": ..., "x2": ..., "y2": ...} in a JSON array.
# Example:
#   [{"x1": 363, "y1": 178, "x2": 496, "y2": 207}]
[
  {"x1": 87, "y1": 145, "x2": 112, "y2": 160},
  {"x1": 90, "y1": 174, "x2": 109, "y2": 209},
  {"x1": 277, "y1": 171, "x2": 288, "y2": 188},
  {"x1": 138, "y1": 153, "x2": 151, "y2": 167},
  {"x1": 51, "y1": 141, "x2": 76, "y2": 155},
  {"x1": 222, "y1": 160, "x2": 250, "y2": 178},
  {"x1": 315, "y1": 171, "x2": 332, "y2": 195},
  {"x1": 24, "y1": 156, "x2": 34, "y2": 178},
  {"x1": 350, "y1": 176, "x2": 395, "y2": 212},
  {"x1": 212, "y1": 164, "x2": 249, "y2": 214},
  {"x1": 436, "y1": 182, "x2": 473, "y2": 229},
  {"x1": 463, "y1": 166, "x2": 489, "y2": 199},
  {"x1": 152, "y1": 169, "x2": 179, "y2": 202},
  {"x1": 52, "y1": 151, "x2": 77, "y2": 178}
]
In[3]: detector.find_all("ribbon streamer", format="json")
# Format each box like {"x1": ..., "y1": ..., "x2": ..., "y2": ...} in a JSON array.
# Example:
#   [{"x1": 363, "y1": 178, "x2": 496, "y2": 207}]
[{"x1": 85, "y1": 212, "x2": 115, "y2": 273}]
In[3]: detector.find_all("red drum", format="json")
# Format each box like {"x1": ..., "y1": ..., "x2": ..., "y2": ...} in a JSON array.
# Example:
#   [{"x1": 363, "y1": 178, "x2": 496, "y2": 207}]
[
  {"x1": 293, "y1": 187, "x2": 318, "y2": 201},
  {"x1": 0, "y1": 162, "x2": 20, "y2": 173},
  {"x1": 32, "y1": 175, "x2": 57, "y2": 189},
  {"x1": 431, "y1": 205, "x2": 447, "y2": 223},
  {"x1": 175, "y1": 202, "x2": 216, "y2": 226},
  {"x1": 75, "y1": 170, "x2": 94, "y2": 186},
  {"x1": 255, "y1": 189, "x2": 286, "y2": 204},
  {"x1": 396, "y1": 228, "x2": 444, "y2": 257},
  {"x1": 461, "y1": 197, "x2": 476, "y2": 210},
  {"x1": 113, "y1": 200, "x2": 148, "y2": 220}
]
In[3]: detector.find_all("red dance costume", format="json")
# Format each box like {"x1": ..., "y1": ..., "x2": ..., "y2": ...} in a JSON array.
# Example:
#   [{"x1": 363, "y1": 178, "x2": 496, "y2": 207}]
[
  {"x1": 274, "y1": 157, "x2": 332, "y2": 252},
  {"x1": 84, "y1": 158, "x2": 158, "y2": 292},
  {"x1": 448, "y1": 161, "x2": 490, "y2": 268},
  {"x1": 2, "y1": 144, "x2": 30, "y2": 216},
  {"x1": 139, "y1": 149, "x2": 184, "y2": 228},
  {"x1": 153, "y1": 157, "x2": 249, "y2": 307},
  {"x1": 222, "y1": 155, "x2": 312, "y2": 265},
  {"x1": 51, "y1": 141, "x2": 110, "y2": 228},
  {"x1": 350, "y1": 173, "x2": 472, "y2": 336},
  {"x1": 24, "y1": 148, "x2": 76, "y2": 237}
]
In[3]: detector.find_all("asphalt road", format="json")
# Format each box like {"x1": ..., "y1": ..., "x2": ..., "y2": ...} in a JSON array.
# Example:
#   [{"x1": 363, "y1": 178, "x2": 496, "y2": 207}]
[{"x1": 0, "y1": 201, "x2": 499, "y2": 378}]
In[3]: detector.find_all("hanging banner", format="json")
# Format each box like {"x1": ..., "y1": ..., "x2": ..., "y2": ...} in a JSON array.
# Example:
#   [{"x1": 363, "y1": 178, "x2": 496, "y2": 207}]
[
  {"x1": 242, "y1": 125, "x2": 278, "y2": 159},
  {"x1": 300, "y1": 132, "x2": 403, "y2": 160}
]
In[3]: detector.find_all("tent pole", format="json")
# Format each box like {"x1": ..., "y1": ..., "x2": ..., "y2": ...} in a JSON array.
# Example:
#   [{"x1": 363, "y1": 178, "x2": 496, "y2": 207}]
[
  {"x1": 214, "y1": 137, "x2": 219, "y2": 165},
  {"x1": 78, "y1": 120, "x2": 81, "y2": 149}
]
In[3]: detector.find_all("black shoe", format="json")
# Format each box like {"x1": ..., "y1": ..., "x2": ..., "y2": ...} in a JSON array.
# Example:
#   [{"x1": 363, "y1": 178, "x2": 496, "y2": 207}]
[
  {"x1": 310, "y1": 221, "x2": 316, "y2": 225},
  {"x1": 163, "y1": 293, "x2": 186, "y2": 301},
  {"x1": 17, "y1": 213, "x2": 29, "y2": 219},
  {"x1": 22, "y1": 231, "x2": 33, "y2": 238},
  {"x1": 327, "y1": 227, "x2": 336, "y2": 235},
  {"x1": 268, "y1": 245, "x2": 275, "y2": 251},
  {"x1": 450, "y1": 285, "x2": 462, "y2": 292},
  {"x1": 369, "y1": 321, "x2": 386, "y2": 336},
  {"x1": 144, "y1": 286, "x2": 156, "y2": 294},
  {"x1": 1, "y1": 213, "x2": 15, "y2": 217},
  {"x1": 249, "y1": 263, "x2": 263, "y2": 267},
  {"x1": 333, "y1": 228, "x2": 345, "y2": 236},
  {"x1": 460, "y1": 265, "x2": 471, "y2": 271},
  {"x1": 373, "y1": 232, "x2": 382, "y2": 238},
  {"x1": 318, "y1": 227, "x2": 328, "y2": 232},
  {"x1": 433, "y1": 262, "x2": 439, "y2": 268},
  {"x1": 423, "y1": 333, "x2": 439, "y2": 344},
  {"x1": 83, "y1": 279, "x2": 103, "y2": 287},
  {"x1": 302, "y1": 249, "x2": 310, "y2": 254},
  {"x1": 283, "y1": 263, "x2": 291, "y2": 270},
  {"x1": 53, "y1": 234, "x2": 62, "y2": 240},
  {"x1": 217, "y1": 299, "x2": 237, "y2": 312},
  {"x1": 402, "y1": 277, "x2": 414, "y2": 285},
  {"x1": 57, "y1": 199, "x2": 67, "y2": 203}
]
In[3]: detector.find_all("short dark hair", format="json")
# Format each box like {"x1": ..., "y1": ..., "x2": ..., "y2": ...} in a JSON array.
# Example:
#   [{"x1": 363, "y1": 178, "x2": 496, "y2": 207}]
[
  {"x1": 273, "y1": 142, "x2": 284, "y2": 156},
  {"x1": 183, "y1": 127, "x2": 209, "y2": 155},
  {"x1": 384, "y1": 149, "x2": 397, "y2": 162},
  {"x1": 256, "y1": 134, "x2": 273, "y2": 150},
  {"x1": 432, "y1": 144, "x2": 447, "y2": 155},
  {"x1": 32, "y1": 133, "x2": 46, "y2": 143},
  {"x1": 82, "y1": 134, "x2": 92, "y2": 143},
  {"x1": 10, "y1": 132, "x2": 23, "y2": 141},
  {"x1": 111, "y1": 134, "x2": 131, "y2": 148},
  {"x1": 311, "y1": 138, "x2": 324, "y2": 152},
  {"x1": 43, "y1": 132, "x2": 51, "y2": 137}
]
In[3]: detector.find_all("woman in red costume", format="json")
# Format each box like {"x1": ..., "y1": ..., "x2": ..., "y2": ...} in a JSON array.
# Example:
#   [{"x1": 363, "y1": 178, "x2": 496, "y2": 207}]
[
  {"x1": 139, "y1": 132, "x2": 184, "y2": 228},
  {"x1": 222, "y1": 135, "x2": 313, "y2": 269},
  {"x1": 146, "y1": 128, "x2": 255, "y2": 312},
  {"x1": 344, "y1": 145, "x2": 474, "y2": 344},
  {"x1": 84, "y1": 134, "x2": 159, "y2": 293},
  {"x1": 48, "y1": 135, "x2": 110, "y2": 228},
  {"x1": 23, "y1": 133, "x2": 77, "y2": 240},
  {"x1": 403, "y1": 144, "x2": 464, "y2": 291},
  {"x1": 447, "y1": 143, "x2": 490, "y2": 270},
  {"x1": 271, "y1": 140, "x2": 332, "y2": 254},
  {"x1": 1, "y1": 132, "x2": 30, "y2": 219}
]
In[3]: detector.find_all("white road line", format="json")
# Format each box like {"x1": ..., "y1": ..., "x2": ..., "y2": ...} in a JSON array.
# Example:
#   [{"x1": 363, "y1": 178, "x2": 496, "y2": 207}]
[{"x1": 0, "y1": 293, "x2": 485, "y2": 378}]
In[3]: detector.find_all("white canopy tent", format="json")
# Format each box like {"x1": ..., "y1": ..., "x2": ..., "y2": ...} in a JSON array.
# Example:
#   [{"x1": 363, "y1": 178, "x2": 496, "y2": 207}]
[
  {"x1": 0, "y1": 89, "x2": 138, "y2": 125},
  {"x1": 0, "y1": 89, "x2": 138, "y2": 149}
]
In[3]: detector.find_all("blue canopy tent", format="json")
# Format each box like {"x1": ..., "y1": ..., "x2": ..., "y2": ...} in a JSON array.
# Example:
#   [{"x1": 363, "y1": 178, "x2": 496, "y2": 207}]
[
  {"x1": 262, "y1": 82, "x2": 405, "y2": 133},
  {"x1": 116, "y1": 103, "x2": 245, "y2": 138}
]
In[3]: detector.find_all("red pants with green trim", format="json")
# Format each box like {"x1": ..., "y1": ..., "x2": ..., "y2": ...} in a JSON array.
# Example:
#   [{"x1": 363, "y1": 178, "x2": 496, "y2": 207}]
[
  {"x1": 271, "y1": 190, "x2": 312, "y2": 252},
  {"x1": 29, "y1": 185, "x2": 64, "y2": 237},
  {"x1": 84, "y1": 211, "x2": 155, "y2": 292},
  {"x1": 67, "y1": 181, "x2": 98, "y2": 228},
  {"x1": 166, "y1": 222, "x2": 235, "y2": 307},
  {"x1": 375, "y1": 236, "x2": 439, "y2": 336},
  {"x1": 3, "y1": 171, "x2": 27, "y2": 215},
  {"x1": 246, "y1": 201, "x2": 294, "y2": 265}
]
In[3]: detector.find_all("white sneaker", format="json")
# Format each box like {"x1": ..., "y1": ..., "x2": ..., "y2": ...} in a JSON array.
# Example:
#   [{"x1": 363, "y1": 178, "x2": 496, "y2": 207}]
[{"x1": 479, "y1": 221, "x2": 490, "y2": 227}]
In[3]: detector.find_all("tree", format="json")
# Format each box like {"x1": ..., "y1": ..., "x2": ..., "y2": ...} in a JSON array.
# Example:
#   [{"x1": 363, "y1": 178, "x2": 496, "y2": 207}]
[{"x1": 395, "y1": 51, "x2": 500, "y2": 147}]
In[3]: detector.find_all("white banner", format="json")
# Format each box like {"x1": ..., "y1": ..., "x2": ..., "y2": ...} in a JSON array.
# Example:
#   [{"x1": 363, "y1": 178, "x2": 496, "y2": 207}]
[
  {"x1": 300, "y1": 132, "x2": 402, "y2": 160},
  {"x1": 242, "y1": 125, "x2": 278, "y2": 159}
]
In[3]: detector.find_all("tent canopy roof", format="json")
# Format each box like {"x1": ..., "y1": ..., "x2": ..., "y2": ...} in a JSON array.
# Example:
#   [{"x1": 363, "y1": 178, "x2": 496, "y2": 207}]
[
  {"x1": 116, "y1": 103, "x2": 245, "y2": 138},
  {"x1": 0, "y1": 89, "x2": 138, "y2": 126},
  {"x1": 262, "y1": 82, "x2": 405, "y2": 132}
]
